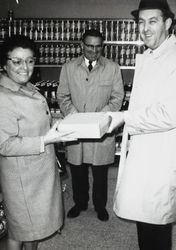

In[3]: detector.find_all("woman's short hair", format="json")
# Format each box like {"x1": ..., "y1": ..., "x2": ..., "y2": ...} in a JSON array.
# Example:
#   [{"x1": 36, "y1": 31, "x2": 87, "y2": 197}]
[{"x1": 0, "y1": 35, "x2": 37, "y2": 68}]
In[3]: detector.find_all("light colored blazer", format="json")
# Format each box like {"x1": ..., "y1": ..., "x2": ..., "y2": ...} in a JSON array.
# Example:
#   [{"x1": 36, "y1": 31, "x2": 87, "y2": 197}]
[{"x1": 0, "y1": 75, "x2": 63, "y2": 241}]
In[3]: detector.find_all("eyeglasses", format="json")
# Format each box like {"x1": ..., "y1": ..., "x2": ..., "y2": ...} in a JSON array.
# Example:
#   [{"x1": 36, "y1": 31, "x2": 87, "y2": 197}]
[
  {"x1": 84, "y1": 43, "x2": 102, "y2": 50},
  {"x1": 7, "y1": 57, "x2": 36, "y2": 67}
]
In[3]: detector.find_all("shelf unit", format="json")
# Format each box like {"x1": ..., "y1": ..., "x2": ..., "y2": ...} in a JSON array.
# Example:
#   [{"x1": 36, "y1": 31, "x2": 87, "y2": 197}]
[{"x1": 0, "y1": 17, "x2": 145, "y2": 68}]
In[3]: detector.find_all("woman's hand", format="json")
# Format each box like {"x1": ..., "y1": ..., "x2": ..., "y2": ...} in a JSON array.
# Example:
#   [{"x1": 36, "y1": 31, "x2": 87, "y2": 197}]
[
  {"x1": 106, "y1": 112, "x2": 125, "y2": 133},
  {"x1": 43, "y1": 121, "x2": 77, "y2": 145}
]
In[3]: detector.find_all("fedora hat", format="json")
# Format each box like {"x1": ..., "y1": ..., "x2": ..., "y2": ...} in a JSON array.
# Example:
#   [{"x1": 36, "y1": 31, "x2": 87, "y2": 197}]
[{"x1": 131, "y1": 0, "x2": 175, "y2": 19}]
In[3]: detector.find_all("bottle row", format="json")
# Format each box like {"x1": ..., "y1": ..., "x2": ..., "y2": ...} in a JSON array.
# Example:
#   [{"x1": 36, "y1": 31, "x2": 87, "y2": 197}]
[
  {"x1": 0, "y1": 18, "x2": 141, "y2": 42},
  {"x1": 36, "y1": 43, "x2": 146, "y2": 66},
  {"x1": 104, "y1": 44, "x2": 145, "y2": 66},
  {"x1": 34, "y1": 80, "x2": 58, "y2": 99},
  {"x1": 1, "y1": 16, "x2": 176, "y2": 42},
  {"x1": 34, "y1": 80, "x2": 61, "y2": 115},
  {"x1": 34, "y1": 79, "x2": 132, "y2": 116},
  {"x1": 37, "y1": 43, "x2": 82, "y2": 65},
  {"x1": 0, "y1": 202, "x2": 7, "y2": 237}
]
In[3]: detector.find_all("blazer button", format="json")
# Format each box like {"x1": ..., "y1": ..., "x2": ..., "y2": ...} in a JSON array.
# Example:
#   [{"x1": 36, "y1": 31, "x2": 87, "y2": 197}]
[{"x1": 46, "y1": 110, "x2": 49, "y2": 115}]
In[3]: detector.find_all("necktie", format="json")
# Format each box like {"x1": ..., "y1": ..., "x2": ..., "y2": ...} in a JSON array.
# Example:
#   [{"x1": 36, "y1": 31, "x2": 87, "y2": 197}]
[{"x1": 88, "y1": 61, "x2": 93, "y2": 72}]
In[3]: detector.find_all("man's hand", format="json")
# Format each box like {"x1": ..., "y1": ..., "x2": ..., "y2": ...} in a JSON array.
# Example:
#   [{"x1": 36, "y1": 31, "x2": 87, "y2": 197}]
[{"x1": 106, "y1": 112, "x2": 125, "y2": 133}]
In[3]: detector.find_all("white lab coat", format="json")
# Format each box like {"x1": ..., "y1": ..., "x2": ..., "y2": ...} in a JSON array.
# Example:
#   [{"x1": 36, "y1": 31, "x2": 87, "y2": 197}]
[{"x1": 114, "y1": 35, "x2": 176, "y2": 224}]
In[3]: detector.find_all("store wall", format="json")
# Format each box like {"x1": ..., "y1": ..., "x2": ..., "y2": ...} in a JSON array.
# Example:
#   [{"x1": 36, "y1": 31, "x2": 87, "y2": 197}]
[
  {"x1": 0, "y1": 0, "x2": 176, "y2": 81},
  {"x1": 0, "y1": 0, "x2": 176, "y2": 19}
]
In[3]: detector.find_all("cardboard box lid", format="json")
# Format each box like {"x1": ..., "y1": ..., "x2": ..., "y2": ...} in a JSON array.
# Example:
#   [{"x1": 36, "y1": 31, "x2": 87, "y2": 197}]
[{"x1": 58, "y1": 112, "x2": 110, "y2": 139}]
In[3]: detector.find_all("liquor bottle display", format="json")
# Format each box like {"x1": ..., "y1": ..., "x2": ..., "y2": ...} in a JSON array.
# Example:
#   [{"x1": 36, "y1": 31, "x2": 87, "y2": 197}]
[
  {"x1": 0, "y1": 199, "x2": 7, "y2": 239},
  {"x1": 0, "y1": 16, "x2": 145, "y2": 67},
  {"x1": 34, "y1": 80, "x2": 61, "y2": 116}
]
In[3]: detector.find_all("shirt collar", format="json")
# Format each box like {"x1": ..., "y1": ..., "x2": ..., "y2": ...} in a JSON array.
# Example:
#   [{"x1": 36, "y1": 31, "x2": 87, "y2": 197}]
[
  {"x1": 84, "y1": 57, "x2": 96, "y2": 68},
  {"x1": 77, "y1": 55, "x2": 105, "y2": 67},
  {"x1": 145, "y1": 34, "x2": 176, "y2": 59}
]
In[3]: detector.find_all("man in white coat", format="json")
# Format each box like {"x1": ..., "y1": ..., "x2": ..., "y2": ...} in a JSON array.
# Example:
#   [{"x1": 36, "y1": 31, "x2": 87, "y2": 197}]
[{"x1": 107, "y1": 0, "x2": 176, "y2": 249}]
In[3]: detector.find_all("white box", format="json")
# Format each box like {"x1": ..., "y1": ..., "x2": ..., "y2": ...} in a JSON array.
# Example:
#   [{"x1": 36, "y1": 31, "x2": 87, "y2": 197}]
[{"x1": 58, "y1": 112, "x2": 111, "y2": 139}]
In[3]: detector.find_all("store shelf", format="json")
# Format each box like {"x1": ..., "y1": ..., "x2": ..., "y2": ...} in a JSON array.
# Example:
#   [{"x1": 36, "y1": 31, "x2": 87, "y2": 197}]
[
  {"x1": 33, "y1": 40, "x2": 144, "y2": 45},
  {"x1": 104, "y1": 40, "x2": 144, "y2": 45},
  {"x1": 34, "y1": 64, "x2": 135, "y2": 69},
  {"x1": 35, "y1": 64, "x2": 62, "y2": 68},
  {"x1": 34, "y1": 40, "x2": 81, "y2": 43}
]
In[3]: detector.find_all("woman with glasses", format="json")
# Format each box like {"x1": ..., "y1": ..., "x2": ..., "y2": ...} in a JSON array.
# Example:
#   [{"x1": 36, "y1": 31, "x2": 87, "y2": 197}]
[{"x1": 0, "y1": 35, "x2": 75, "y2": 250}]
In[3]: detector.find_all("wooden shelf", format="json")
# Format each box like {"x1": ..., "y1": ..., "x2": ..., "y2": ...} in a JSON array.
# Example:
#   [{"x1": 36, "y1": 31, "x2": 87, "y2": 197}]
[
  {"x1": 33, "y1": 40, "x2": 144, "y2": 45},
  {"x1": 104, "y1": 40, "x2": 144, "y2": 45},
  {"x1": 35, "y1": 65, "x2": 135, "y2": 69},
  {"x1": 34, "y1": 40, "x2": 81, "y2": 43},
  {"x1": 35, "y1": 64, "x2": 62, "y2": 68}
]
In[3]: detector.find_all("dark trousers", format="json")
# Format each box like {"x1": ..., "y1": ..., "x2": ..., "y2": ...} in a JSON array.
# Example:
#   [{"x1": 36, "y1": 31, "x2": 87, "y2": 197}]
[
  {"x1": 136, "y1": 222, "x2": 172, "y2": 250},
  {"x1": 69, "y1": 163, "x2": 108, "y2": 211}
]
